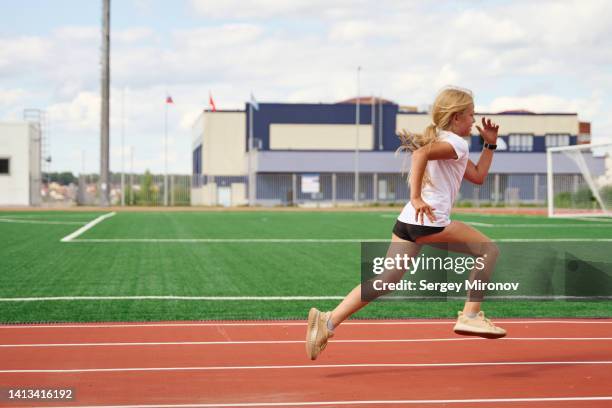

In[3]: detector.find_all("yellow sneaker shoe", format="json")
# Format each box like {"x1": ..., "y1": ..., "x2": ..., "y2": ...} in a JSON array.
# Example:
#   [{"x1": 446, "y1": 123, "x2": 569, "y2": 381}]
[
  {"x1": 306, "y1": 308, "x2": 334, "y2": 360},
  {"x1": 453, "y1": 311, "x2": 507, "y2": 339}
]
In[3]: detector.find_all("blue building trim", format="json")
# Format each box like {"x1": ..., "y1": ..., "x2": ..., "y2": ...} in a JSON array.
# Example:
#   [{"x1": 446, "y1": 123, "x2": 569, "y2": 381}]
[
  {"x1": 244, "y1": 103, "x2": 579, "y2": 154},
  {"x1": 245, "y1": 102, "x2": 399, "y2": 152}
]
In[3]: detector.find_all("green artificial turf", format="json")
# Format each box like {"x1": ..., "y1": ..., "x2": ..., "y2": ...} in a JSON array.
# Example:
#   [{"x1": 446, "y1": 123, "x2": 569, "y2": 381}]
[{"x1": 0, "y1": 210, "x2": 610, "y2": 323}]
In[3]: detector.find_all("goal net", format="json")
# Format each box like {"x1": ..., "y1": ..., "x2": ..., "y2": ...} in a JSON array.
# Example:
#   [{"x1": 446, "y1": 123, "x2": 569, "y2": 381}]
[{"x1": 547, "y1": 142, "x2": 612, "y2": 217}]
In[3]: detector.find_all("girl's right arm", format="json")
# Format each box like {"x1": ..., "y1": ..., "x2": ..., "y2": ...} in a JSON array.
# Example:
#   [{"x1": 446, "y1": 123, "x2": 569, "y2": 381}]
[{"x1": 410, "y1": 142, "x2": 457, "y2": 224}]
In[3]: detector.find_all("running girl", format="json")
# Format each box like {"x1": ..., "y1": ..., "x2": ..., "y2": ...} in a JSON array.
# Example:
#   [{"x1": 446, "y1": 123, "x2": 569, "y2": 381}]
[{"x1": 306, "y1": 86, "x2": 506, "y2": 360}]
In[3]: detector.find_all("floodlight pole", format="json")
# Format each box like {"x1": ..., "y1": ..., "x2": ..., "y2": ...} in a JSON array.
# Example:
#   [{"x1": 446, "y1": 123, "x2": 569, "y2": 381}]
[{"x1": 100, "y1": 0, "x2": 111, "y2": 207}]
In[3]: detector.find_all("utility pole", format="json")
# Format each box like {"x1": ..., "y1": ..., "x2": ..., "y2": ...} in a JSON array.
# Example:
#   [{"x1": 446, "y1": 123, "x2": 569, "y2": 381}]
[{"x1": 100, "y1": 0, "x2": 111, "y2": 206}]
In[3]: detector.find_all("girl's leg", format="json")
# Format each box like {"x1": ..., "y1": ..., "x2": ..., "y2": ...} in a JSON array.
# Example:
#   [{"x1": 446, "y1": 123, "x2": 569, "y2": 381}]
[
  {"x1": 307, "y1": 234, "x2": 421, "y2": 359},
  {"x1": 330, "y1": 233, "x2": 422, "y2": 327},
  {"x1": 415, "y1": 220, "x2": 500, "y2": 314}
]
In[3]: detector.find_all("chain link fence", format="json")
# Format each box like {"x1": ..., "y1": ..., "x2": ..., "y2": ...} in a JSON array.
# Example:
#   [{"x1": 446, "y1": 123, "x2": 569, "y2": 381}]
[
  {"x1": 38, "y1": 172, "x2": 593, "y2": 208},
  {"x1": 190, "y1": 172, "x2": 592, "y2": 207},
  {"x1": 74, "y1": 173, "x2": 191, "y2": 206}
]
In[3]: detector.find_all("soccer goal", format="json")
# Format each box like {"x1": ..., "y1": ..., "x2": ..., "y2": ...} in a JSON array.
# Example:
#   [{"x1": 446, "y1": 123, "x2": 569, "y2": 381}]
[{"x1": 546, "y1": 142, "x2": 612, "y2": 218}]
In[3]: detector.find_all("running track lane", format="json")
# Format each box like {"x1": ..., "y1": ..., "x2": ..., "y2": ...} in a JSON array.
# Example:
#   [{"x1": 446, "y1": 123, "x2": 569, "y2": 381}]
[{"x1": 0, "y1": 319, "x2": 611, "y2": 407}]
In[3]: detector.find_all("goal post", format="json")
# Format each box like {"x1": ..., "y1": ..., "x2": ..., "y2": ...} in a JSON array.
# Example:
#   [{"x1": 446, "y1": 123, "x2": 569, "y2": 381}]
[{"x1": 546, "y1": 142, "x2": 612, "y2": 217}]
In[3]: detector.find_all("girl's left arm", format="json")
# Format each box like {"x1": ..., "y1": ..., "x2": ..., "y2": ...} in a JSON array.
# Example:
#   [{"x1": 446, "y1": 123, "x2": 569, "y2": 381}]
[{"x1": 464, "y1": 117, "x2": 499, "y2": 185}]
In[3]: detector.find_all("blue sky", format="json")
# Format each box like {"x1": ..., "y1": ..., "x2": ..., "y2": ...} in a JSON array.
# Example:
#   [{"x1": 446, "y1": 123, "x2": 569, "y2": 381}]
[{"x1": 1, "y1": 0, "x2": 611, "y2": 174}]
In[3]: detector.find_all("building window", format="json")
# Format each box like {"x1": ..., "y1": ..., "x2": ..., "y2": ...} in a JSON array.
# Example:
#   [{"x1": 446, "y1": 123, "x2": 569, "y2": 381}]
[
  {"x1": 192, "y1": 145, "x2": 202, "y2": 175},
  {"x1": 545, "y1": 134, "x2": 570, "y2": 148},
  {"x1": 508, "y1": 134, "x2": 533, "y2": 152},
  {"x1": 192, "y1": 145, "x2": 203, "y2": 187},
  {"x1": 0, "y1": 158, "x2": 9, "y2": 174}
]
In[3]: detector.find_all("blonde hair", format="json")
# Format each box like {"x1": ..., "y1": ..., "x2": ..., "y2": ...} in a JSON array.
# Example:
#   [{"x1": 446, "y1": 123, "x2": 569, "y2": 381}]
[{"x1": 397, "y1": 86, "x2": 474, "y2": 186}]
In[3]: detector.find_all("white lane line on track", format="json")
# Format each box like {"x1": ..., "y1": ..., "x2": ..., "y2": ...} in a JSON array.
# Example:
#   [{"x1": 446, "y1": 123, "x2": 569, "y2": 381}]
[
  {"x1": 0, "y1": 296, "x2": 345, "y2": 302},
  {"x1": 1, "y1": 337, "x2": 611, "y2": 348},
  {"x1": 1, "y1": 295, "x2": 610, "y2": 302},
  {"x1": 1, "y1": 320, "x2": 611, "y2": 329},
  {"x1": 1, "y1": 361, "x2": 611, "y2": 374},
  {"x1": 60, "y1": 212, "x2": 116, "y2": 242},
  {"x1": 27, "y1": 396, "x2": 612, "y2": 407},
  {"x1": 65, "y1": 238, "x2": 612, "y2": 242}
]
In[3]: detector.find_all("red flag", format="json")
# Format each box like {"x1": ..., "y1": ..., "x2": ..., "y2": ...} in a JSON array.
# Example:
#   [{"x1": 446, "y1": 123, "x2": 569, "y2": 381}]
[
  {"x1": 209, "y1": 92, "x2": 216, "y2": 112},
  {"x1": 166, "y1": 95, "x2": 173, "y2": 104}
]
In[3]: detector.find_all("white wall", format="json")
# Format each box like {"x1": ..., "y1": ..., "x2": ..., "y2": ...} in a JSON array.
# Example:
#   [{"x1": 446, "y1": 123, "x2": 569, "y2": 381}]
[
  {"x1": 270, "y1": 124, "x2": 373, "y2": 150},
  {"x1": 200, "y1": 111, "x2": 247, "y2": 176},
  {"x1": 0, "y1": 122, "x2": 31, "y2": 205},
  {"x1": 397, "y1": 113, "x2": 579, "y2": 135}
]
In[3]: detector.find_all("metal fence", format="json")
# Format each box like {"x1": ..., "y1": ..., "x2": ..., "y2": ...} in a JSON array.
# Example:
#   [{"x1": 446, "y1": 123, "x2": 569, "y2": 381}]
[
  {"x1": 38, "y1": 172, "x2": 601, "y2": 208},
  {"x1": 191, "y1": 172, "x2": 596, "y2": 207},
  {"x1": 73, "y1": 173, "x2": 191, "y2": 206}
]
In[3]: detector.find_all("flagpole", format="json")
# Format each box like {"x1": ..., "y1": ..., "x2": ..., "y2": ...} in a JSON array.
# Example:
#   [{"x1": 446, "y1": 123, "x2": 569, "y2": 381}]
[
  {"x1": 248, "y1": 100, "x2": 253, "y2": 205},
  {"x1": 164, "y1": 98, "x2": 168, "y2": 207},
  {"x1": 354, "y1": 66, "x2": 361, "y2": 204},
  {"x1": 130, "y1": 145, "x2": 134, "y2": 205},
  {"x1": 121, "y1": 87, "x2": 125, "y2": 207},
  {"x1": 379, "y1": 91, "x2": 383, "y2": 150},
  {"x1": 371, "y1": 93, "x2": 375, "y2": 152}
]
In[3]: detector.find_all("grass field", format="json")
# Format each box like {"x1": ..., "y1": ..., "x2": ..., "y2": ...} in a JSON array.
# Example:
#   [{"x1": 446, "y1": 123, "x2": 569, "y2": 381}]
[{"x1": 0, "y1": 210, "x2": 611, "y2": 323}]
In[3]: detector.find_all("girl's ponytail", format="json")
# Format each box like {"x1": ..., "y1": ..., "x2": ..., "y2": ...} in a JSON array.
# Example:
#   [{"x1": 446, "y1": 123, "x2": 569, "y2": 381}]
[{"x1": 397, "y1": 123, "x2": 438, "y2": 153}]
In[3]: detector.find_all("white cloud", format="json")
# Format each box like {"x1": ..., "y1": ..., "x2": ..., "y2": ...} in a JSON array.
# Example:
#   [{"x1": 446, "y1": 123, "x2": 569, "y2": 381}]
[
  {"x1": 53, "y1": 26, "x2": 99, "y2": 42},
  {"x1": 0, "y1": 36, "x2": 49, "y2": 75},
  {"x1": 2, "y1": 1, "x2": 612, "y2": 174},
  {"x1": 0, "y1": 88, "x2": 27, "y2": 106},
  {"x1": 189, "y1": 0, "x2": 326, "y2": 20},
  {"x1": 46, "y1": 92, "x2": 100, "y2": 131},
  {"x1": 482, "y1": 93, "x2": 603, "y2": 118},
  {"x1": 114, "y1": 27, "x2": 154, "y2": 43}
]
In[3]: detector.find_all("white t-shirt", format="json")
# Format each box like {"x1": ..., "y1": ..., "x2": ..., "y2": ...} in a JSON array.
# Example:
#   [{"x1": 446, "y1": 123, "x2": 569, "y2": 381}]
[{"x1": 398, "y1": 130, "x2": 470, "y2": 227}]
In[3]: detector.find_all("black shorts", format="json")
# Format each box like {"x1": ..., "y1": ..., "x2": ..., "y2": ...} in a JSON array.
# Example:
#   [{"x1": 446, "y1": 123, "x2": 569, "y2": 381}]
[{"x1": 392, "y1": 220, "x2": 445, "y2": 242}]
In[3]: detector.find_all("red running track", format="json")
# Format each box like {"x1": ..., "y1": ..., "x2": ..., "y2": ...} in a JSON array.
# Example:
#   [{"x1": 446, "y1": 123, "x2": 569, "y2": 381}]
[{"x1": 0, "y1": 319, "x2": 611, "y2": 407}]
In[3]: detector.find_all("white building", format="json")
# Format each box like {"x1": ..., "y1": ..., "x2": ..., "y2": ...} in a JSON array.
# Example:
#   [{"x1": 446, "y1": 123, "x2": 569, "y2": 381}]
[
  {"x1": 190, "y1": 99, "x2": 602, "y2": 207},
  {"x1": 0, "y1": 122, "x2": 41, "y2": 206}
]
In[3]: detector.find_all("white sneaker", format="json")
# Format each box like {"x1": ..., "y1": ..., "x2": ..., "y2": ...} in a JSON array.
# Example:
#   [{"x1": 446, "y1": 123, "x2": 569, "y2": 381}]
[
  {"x1": 453, "y1": 311, "x2": 506, "y2": 339},
  {"x1": 305, "y1": 308, "x2": 334, "y2": 360}
]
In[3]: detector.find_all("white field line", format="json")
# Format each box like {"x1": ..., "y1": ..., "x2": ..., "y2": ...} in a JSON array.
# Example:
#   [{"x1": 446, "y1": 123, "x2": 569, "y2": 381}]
[
  {"x1": 476, "y1": 224, "x2": 612, "y2": 228},
  {"x1": 1, "y1": 337, "x2": 611, "y2": 348},
  {"x1": 60, "y1": 212, "x2": 116, "y2": 242},
  {"x1": 579, "y1": 217, "x2": 612, "y2": 223},
  {"x1": 68, "y1": 238, "x2": 380, "y2": 243},
  {"x1": 1, "y1": 295, "x2": 610, "y2": 302},
  {"x1": 380, "y1": 214, "x2": 612, "y2": 224},
  {"x1": 23, "y1": 396, "x2": 612, "y2": 407},
  {"x1": 65, "y1": 238, "x2": 612, "y2": 243},
  {"x1": 1, "y1": 361, "x2": 611, "y2": 374},
  {"x1": 0, "y1": 296, "x2": 344, "y2": 302},
  {"x1": 0, "y1": 320, "x2": 610, "y2": 329},
  {"x1": 0, "y1": 218, "x2": 85, "y2": 225},
  {"x1": 0, "y1": 214, "x2": 102, "y2": 218},
  {"x1": 465, "y1": 221, "x2": 494, "y2": 227}
]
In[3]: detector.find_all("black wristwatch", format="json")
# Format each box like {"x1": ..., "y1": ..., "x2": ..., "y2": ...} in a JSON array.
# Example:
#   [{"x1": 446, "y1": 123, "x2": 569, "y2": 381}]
[{"x1": 483, "y1": 142, "x2": 497, "y2": 151}]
